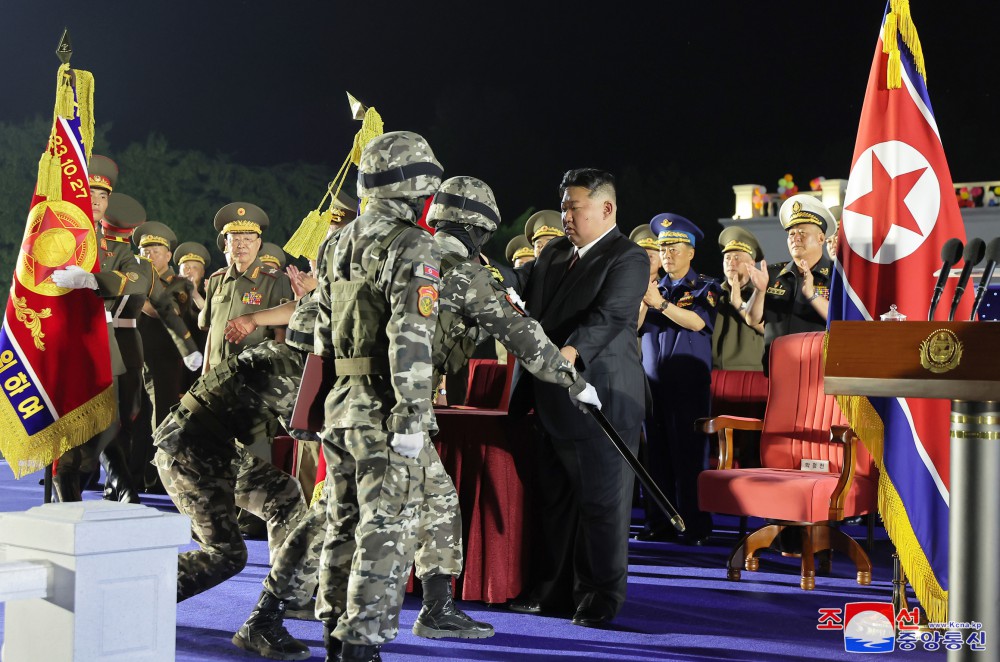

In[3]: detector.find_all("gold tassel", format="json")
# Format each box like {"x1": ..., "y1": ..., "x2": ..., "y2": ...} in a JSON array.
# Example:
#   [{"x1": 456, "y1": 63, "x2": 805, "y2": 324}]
[
  {"x1": 286, "y1": 102, "x2": 383, "y2": 259},
  {"x1": 889, "y1": 0, "x2": 927, "y2": 85},
  {"x1": 882, "y1": 12, "x2": 896, "y2": 54},
  {"x1": 36, "y1": 150, "x2": 63, "y2": 202},
  {"x1": 53, "y1": 63, "x2": 74, "y2": 120},
  {"x1": 349, "y1": 106, "x2": 384, "y2": 166},
  {"x1": 887, "y1": 50, "x2": 902, "y2": 90},
  {"x1": 282, "y1": 209, "x2": 329, "y2": 261}
]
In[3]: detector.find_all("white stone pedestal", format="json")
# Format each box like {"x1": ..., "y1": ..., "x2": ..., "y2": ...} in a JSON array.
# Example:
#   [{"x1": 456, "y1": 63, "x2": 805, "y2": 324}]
[{"x1": 0, "y1": 501, "x2": 190, "y2": 662}]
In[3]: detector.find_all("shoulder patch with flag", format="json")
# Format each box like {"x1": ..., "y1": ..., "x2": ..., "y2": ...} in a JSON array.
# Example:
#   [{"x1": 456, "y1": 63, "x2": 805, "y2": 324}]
[{"x1": 414, "y1": 263, "x2": 440, "y2": 282}]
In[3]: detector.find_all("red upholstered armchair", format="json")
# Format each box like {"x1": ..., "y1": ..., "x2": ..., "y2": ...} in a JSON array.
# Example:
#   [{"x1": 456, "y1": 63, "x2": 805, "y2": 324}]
[{"x1": 697, "y1": 332, "x2": 878, "y2": 590}]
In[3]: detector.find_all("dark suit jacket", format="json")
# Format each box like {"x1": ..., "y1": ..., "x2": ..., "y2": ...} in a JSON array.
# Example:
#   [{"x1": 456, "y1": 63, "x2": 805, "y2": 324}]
[{"x1": 510, "y1": 229, "x2": 648, "y2": 438}]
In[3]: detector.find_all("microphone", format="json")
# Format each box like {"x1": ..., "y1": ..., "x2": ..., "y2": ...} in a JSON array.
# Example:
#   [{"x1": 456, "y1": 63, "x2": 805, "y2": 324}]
[
  {"x1": 929, "y1": 238, "x2": 964, "y2": 320},
  {"x1": 948, "y1": 237, "x2": 986, "y2": 321},
  {"x1": 970, "y1": 237, "x2": 1000, "y2": 320}
]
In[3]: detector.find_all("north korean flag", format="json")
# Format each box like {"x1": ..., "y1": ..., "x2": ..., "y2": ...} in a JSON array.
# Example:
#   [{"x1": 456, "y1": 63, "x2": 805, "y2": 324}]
[{"x1": 829, "y1": 1, "x2": 967, "y2": 623}]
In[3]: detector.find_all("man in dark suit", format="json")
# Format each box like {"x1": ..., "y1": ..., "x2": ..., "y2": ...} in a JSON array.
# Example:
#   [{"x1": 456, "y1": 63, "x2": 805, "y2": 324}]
[{"x1": 509, "y1": 168, "x2": 649, "y2": 627}]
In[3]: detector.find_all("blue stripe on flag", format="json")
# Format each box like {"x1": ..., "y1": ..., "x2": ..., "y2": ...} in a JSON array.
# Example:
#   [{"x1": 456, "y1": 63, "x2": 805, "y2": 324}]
[{"x1": 0, "y1": 325, "x2": 56, "y2": 435}]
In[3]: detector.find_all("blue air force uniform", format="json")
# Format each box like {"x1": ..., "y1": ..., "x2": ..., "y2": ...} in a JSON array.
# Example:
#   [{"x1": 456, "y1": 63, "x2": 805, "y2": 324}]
[{"x1": 639, "y1": 214, "x2": 720, "y2": 540}]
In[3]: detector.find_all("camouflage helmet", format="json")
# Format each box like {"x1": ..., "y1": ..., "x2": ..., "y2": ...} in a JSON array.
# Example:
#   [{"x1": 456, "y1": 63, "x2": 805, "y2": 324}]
[
  {"x1": 426, "y1": 176, "x2": 501, "y2": 232},
  {"x1": 357, "y1": 130, "x2": 443, "y2": 201}
]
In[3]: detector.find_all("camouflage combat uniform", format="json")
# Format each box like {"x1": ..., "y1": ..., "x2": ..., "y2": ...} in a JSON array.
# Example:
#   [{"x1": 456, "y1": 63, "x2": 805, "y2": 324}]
[
  {"x1": 312, "y1": 195, "x2": 441, "y2": 647},
  {"x1": 259, "y1": 231, "x2": 586, "y2": 612},
  {"x1": 151, "y1": 294, "x2": 316, "y2": 600}
]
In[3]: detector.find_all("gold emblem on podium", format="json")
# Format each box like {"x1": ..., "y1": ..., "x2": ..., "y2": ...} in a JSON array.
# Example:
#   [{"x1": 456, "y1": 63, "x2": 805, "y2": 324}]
[{"x1": 919, "y1": 329, "x2": 963, "y2": 374}]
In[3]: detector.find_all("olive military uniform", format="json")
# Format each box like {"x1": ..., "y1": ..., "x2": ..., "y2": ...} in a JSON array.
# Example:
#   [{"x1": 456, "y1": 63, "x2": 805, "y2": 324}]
[{"x1": 200, "y1": 258, "x2": 293, "y2": 368}]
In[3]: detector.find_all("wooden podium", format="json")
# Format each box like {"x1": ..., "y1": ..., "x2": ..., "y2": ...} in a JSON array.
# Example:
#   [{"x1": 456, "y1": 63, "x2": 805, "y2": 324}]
[{"x1": 826, "y1": 320, "x2": 1000, "y2": 661}]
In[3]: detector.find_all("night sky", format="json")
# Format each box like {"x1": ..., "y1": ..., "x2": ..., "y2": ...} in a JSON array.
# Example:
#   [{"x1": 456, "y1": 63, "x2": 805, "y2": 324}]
[{"x1": 4, "y1": 1, "x2": 1000, "y2": 241}]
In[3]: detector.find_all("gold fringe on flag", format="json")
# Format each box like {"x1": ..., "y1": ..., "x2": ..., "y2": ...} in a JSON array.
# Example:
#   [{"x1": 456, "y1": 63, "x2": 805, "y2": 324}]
[
  {"x1": 0, "y1": 383, "x2": 114, "y2": 479},
  {"x1": 74, "y1": 69, "x2": 96, "y2": 162},
  {"x1": 884, "y1": 0, "x2": 927, "y2": 90},
  {"x1": 283, "y1": 103, "x2": 384, "y2": 260},
  {"x1": 823, "y1": 334, "x2": 948, "y2": 623}
]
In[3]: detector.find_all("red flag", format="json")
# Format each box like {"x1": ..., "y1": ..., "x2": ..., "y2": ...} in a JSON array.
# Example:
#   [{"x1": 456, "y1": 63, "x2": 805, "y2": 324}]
[
  {"x1": 829, "y1": 1, "x2": 964, "y2": 622},
  {"x1": 0, "y1": 61, "x2": 113, "y2": 478}
]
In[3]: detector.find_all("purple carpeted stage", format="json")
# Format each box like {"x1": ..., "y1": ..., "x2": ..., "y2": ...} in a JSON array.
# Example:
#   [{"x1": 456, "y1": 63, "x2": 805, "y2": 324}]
[{"x1": 0, "y1": 459, "x2": 943, "y2": 660}]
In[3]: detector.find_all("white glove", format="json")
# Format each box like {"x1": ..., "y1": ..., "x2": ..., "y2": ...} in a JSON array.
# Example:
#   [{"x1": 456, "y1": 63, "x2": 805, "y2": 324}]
[
  {"x1": 51, "y1": 265, "x2": 98, "y2": 290},
  {"x1": 183, "y1": 351, "x2": 204, "y2": 372},
  {"x1": 570, "y1": 382, "x2": 602, "y2": 413},
  {"x1": 391, "y1": 431, "x2": 424, "y2": 459}
]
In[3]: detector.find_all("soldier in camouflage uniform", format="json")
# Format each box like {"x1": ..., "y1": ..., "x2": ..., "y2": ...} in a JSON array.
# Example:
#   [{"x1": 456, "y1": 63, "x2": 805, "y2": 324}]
[
  {"x1": 228, "y1": 176, "x2": 602, "y2": 661},
  {"x1": 309, "y1": 130, "x2": 444, "y2": 662},
  {"x1": 151, "y1": 306, "x2": 312, "y2": 601}
]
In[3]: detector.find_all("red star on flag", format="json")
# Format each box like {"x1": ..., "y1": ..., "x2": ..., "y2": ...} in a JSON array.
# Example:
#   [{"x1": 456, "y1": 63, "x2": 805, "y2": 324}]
[
  {"x1": 21, "y1": 205, "x2": 92, "y2": 285},
  {"x1": 845, "y1": 151, "x2": 927, "y2": 256}
]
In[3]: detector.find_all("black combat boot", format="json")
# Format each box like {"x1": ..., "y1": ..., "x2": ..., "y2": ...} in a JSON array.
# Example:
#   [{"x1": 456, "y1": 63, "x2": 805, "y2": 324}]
[
  {"x1": 412, "y1": 573, "x2": 495, "y2": 639},
  {"x1": 52, "y1": 468, "x2": 82, "y2": 502},
  {"x1": 336, "y1": 642, "x2": 381, "y2": 662},
  {"x1": 100, "y1": 444, "x2": 140, "y2": 503},
  {"x1": 232, "y1": 590, "x2": 311, "y2": 661}
]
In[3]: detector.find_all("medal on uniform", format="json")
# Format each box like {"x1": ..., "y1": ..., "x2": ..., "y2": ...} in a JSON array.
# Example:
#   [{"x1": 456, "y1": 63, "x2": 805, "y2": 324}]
[
  {"x1": 677, "y1": 292, "x2": 694, "y2": 308},
  {"x1": 417, "y1": 285, "x2": 438, "y2": 317},
  {"x1": 242, "y1": 290, "x2": 263, "y2": 306}
]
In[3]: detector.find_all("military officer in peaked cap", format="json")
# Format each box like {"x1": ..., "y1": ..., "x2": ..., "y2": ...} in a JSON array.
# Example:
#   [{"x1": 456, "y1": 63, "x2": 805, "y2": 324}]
[
  {"x1": 200, "y1": 203, "x2": 293, "y2": 373},
  {"x1": 175, "y1": 241, "x2": 211, "y2": 392},
  {"x1": 51, "y1": 158, "x2": 151, "y2": 501},
  {"x1": 259, "y1": 242, "x2": 288, "y2": 270},
  {"x1": 200, "y1": 202, "x2": 297, "y2": 535},
  {"x1": 104, "y1": 197, "x2": 200, "y2": 502},
  {"x1": 506, "y1": 235, "x2": 535, "y2": 268},
  {"x1": 746, "y1": 194, "x2": 836, "y2": 373},
  {"x1": 713, "y1": 226, "x2": 765, "y2": 371},
  {"x1": 133, "y1": 221, "x2": 204, "y2": 490},
  {"x1": 216, "y1": 232, "x2": 232, "y2": 267},
  {"x1": 524, "y1": 209, "x2": 564, "y2": 258},
  {"x1": 629, "y1": 224, "x2": 663, "y2": 285},
  {"x1": 636, "y1": 213, "x2": 720, "y2": 544}
]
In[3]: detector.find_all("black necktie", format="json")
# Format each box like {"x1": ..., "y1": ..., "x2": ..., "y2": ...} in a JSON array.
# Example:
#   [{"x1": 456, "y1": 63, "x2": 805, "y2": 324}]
[{"x1": 567, "y1": 251, "x2": 579, "y2": 272}]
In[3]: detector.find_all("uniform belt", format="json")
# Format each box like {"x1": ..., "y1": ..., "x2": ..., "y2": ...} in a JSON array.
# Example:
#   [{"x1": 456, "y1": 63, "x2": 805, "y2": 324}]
[
  {"x1": 112, "y1": 318, "x2": 137, "y2": 328},
  {"x1": 287, "y1": 329, "x2": 315, "y2": 349},
  {"x1": 334, "y1": 357, "x2": 389, "y2": 376}
]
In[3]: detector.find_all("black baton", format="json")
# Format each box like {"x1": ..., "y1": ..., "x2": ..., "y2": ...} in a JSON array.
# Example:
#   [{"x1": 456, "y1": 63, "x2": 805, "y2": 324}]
[{"x1": 587, "y1": 404, "x2": 686, "y2": 533}]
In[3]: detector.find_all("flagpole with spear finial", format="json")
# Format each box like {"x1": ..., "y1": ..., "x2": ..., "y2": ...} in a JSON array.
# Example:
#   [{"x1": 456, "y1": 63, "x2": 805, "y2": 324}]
[{"x1": 283, "y1": 92, "x2": 383, "y2": 260}]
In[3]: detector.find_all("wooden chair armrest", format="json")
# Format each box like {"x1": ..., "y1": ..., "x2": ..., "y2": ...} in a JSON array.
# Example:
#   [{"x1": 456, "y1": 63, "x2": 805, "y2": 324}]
[
  {"x1": 696, "y1": 415, "x2": 764, "y2": 434},
  {"x1": 829, "y1": 424, "x2": 860, "y2": 520},
  {"x1": 695, "y1": 416, "x2": 764, "y2": 470}
]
